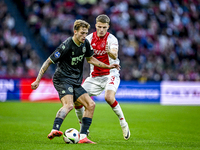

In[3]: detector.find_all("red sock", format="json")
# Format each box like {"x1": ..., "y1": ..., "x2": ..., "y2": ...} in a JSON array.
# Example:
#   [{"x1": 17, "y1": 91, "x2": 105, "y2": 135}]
[
  {"x1": 110, "y1": 100, "x2": 118, "y2": 108},
  {"x1": 74, "y1": 105, "x2": 83, "y2": 109}
]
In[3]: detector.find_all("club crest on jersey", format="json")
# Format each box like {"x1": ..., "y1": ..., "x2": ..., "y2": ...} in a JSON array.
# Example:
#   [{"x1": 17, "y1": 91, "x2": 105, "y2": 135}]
[
  {"x1": 82, "y1": 46, "x2": 86, "y2": 53},
  {"x1": 54, "y1": 51, "x2": 60, "y2": 58}
]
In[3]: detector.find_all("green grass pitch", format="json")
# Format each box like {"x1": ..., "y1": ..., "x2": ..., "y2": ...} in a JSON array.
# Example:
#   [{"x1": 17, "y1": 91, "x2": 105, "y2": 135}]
[{"x1": 0, "y1": 102, "x2": 200, "y2": 150}]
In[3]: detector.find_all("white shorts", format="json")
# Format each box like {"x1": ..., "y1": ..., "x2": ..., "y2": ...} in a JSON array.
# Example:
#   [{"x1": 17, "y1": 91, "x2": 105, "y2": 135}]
[{"x1": 82, "y1": 74, "x2": 120, "y2": 96}]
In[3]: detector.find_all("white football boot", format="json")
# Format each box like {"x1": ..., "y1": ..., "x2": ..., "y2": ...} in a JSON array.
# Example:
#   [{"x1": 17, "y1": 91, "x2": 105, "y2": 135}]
[{"x1": 121, "y1": 124, "x2": 130, "y2": 140}]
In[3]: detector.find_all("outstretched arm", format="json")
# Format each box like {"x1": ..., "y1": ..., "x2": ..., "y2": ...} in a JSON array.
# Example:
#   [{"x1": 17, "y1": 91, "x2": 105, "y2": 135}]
[
  {"x1": 31, "y1": 58, "x2": 53, "y2": 90},
  {"x1": 86, "y1": 56, "x2": 120, "y2": 70}
]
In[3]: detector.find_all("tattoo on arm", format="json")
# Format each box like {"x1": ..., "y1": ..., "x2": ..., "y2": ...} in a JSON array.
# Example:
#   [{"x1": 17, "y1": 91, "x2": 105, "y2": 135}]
[
  {"x1": 87, "y1": 56, "x2": 107, "y2": 68},
  {"x1": 36, "y1": 58, "x2": 52, "y2": 81}
]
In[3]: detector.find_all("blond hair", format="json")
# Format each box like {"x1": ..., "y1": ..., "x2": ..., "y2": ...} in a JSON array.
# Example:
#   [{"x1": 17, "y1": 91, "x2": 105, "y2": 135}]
[
  {"x1": 73, "y1": 20, "x2": 90, "y2": 31},
  {"x1": 96, "y1": 14, "x2": 110, "y2": 24}
]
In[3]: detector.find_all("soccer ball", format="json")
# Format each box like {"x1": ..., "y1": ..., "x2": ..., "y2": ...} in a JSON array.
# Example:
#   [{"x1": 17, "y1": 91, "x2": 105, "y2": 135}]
[{"x1": 63, "y1": 128, "x2": 80, "y2": 144}]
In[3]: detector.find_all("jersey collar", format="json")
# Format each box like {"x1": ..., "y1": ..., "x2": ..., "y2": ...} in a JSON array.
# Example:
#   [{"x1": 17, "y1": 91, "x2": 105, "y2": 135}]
[{"x1": 72, "y1": 37, "x2": 82, "y2": 47}]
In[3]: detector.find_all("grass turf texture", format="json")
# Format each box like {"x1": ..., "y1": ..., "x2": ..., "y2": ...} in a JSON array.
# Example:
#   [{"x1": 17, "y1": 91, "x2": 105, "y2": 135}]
[{"x1": 0, "y1": 102, "x2": 200, "y2": 150}]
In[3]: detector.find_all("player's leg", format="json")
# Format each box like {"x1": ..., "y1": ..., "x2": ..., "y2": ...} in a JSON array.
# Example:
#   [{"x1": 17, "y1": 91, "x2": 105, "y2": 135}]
[
  {"x1": 48, "y1": 94, "x2": 74, "y2": 140},
  {"x1": 105, "y1": 75, "x2": 130, "y2": 140},
  {"x1": 105, "y1": 90, "x2": 130, "y2": 140},
  {"x1": 74, "y1": 86, "x2": 96, "y2": 144},
  {"x1": 74, "y1": 102, "x2": 85, "y2": 129},
  {"x1": 48, "y1": 82, "x2": 74, "y2": 140},
  {"x1": 75, "y1": 76, "x2": 103, "y2": 131}
]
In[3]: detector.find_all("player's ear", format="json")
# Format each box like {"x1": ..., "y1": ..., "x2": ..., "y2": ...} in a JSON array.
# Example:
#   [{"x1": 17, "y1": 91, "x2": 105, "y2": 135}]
[{"x1": 74, "y1": 30, "x2": 77, "y2": 35}]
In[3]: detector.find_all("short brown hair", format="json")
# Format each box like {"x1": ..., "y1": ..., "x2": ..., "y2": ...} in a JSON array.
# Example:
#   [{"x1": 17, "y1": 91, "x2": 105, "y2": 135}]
[
  {"x1": 73, "y1": 20, "x2": 90, "y2": 31},
  {"x1": 96, "y1": 14, "x2": 110, "y2": 24}
]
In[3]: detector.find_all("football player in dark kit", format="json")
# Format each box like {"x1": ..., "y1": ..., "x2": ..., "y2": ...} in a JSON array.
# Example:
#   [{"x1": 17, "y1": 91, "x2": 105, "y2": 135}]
[{"x1": 31, "y1": 20, "x2": 120, "y2": 144}]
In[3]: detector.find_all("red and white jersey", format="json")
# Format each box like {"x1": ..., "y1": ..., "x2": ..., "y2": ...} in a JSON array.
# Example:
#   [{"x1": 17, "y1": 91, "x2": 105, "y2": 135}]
[{"x1": 86, "y1": 31, "x2": 120, "y2": 77}]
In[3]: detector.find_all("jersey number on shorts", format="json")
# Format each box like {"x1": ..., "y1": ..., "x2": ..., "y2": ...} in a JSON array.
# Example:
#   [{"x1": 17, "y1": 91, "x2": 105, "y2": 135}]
[{"x1": 109, "y1": 76, "x2": 115, "y2": 85}]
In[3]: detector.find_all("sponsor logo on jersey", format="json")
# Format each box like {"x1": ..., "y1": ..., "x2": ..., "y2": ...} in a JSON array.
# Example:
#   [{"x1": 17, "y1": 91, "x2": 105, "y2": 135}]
[
  {"x1": 54, "y1": 51, "x2": 61, "y2": 58},
  {"x1": 71, "y1": 54, "x2": 84, "y2": 65},
  {"x1": 93, "y1": 49, "x2": 107, "y2": 55},
  {"x1": 92, "y1": 43, "x2": 96, "y2": 46},
  {"x1": 82, "y1": 46, "x2": 86, "y2": 53}
]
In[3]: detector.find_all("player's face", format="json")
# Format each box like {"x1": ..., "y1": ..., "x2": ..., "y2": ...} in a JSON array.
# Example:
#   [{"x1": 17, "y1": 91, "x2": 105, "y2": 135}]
[
  {"x1": 95, "y1": 22, "x2": 109, "y2": 37},
  {"x1": 74, "y1": 27, "x2": 88, "y2": 45}
]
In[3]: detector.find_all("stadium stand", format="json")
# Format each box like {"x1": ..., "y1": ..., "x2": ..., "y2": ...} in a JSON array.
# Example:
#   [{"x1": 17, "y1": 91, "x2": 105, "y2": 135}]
[
  {"x1": 0, "y1": 1, "x2": 41, "y2": 78},
  {"x1": 1, "y1": 0, "x2": 200, "y2": 81}
]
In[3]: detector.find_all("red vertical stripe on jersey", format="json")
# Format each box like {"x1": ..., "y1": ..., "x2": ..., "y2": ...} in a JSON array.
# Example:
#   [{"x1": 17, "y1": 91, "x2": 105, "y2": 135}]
[{"x1": 91, "y1": 32, "x2": 110, "y2": 77}]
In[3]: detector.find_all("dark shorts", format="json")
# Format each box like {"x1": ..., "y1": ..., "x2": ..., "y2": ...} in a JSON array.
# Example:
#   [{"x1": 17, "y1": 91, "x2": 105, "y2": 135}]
[{"x1": 53, "y1": 81, "x2": 87, "y2": 102}]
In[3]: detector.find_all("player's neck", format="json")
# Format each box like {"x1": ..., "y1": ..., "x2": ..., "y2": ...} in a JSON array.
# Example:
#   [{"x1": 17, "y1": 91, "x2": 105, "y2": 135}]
[
  {"x1": 72, "y1": 36, "x2": 81, "y2": 46},
  {"x1": 96, "y1": 32, "x2": 107, "y2": 39}
]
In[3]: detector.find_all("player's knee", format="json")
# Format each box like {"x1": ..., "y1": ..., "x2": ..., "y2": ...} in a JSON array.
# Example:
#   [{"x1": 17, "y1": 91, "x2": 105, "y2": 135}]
[
  {"x1": 105, "y1": 95, "x2": 115, "y2": 105},
  {"x1": 64, "y1": 104, "x2": 74, "y2": 112},
  {"x1": 105, "y1": 94, "x2": 112, "y2": 102},
  {"x1": 87, "y1": 101, "x2": 95, "y2": 111}
]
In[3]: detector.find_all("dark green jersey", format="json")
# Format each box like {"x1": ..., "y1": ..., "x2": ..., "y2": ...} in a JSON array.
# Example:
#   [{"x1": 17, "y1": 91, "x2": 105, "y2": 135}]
[{"x1": 50, "y1": 37, "x2": 94, "y2": 85}]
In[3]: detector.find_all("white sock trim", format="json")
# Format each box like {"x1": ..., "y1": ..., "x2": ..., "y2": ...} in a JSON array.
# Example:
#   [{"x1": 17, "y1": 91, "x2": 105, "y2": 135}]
[{"x1": 80, "y1": 134, "x2": 87, "y2": 140}]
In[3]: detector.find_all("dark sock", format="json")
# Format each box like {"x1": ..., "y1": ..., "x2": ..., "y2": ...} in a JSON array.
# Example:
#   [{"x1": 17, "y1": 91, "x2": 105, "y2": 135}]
[
  {"x1": 80, "y1": 117, "x2": 92, "y2": 134},
  {"x1": 52, "y1": 117, "x2": 63, "y2": 130}
]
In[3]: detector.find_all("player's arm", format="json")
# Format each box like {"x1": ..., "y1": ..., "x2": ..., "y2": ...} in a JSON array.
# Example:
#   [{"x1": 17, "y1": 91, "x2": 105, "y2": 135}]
[
  {"x1": 31, "y1": 58, "x2": 53, "y2": 90},
  {"x1": 86, "y1": 56, "x2": 120, "y2": 70},
  {"x1": 105, "y1": 42, "x2": 118, "y2": 60},
  {"x1": 106, "y1": 48, "x2": 118, "y2": 60}
]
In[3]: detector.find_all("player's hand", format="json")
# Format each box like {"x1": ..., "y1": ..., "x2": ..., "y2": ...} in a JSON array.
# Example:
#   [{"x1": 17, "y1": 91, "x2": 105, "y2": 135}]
[
  {"x1": 108, "y1": 64, "x2": 121, "y2": 70},
  {"x1": 31, "y1": 80, "x2": 40, "y2": 90},
  {"x1": 105, "y1": 42, "x2": 110, "y2": 54}
]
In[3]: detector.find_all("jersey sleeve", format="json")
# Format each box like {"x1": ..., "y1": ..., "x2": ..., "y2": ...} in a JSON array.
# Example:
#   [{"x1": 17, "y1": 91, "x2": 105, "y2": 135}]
[
  {"x1": 49, "y1": 42, "x2": 68, "y2": 64},
  {"x1": 109, "y1": 34, "x2": 119, "y2": 50},
  {"x1": 84, "y1": 39, "x2": 94, "y2": 57}
]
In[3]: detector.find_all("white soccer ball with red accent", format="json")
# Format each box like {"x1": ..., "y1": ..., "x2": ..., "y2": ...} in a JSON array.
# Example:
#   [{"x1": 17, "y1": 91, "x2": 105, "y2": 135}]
[{"x1": 63, "y1": 128, "x2": 80, "y2": 144}]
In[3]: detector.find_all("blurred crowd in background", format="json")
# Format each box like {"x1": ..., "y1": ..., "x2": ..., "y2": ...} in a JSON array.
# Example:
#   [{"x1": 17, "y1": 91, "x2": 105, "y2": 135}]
[
  {"x1": 0, "y1": 1, "x2": 41, "y2": 78},
  {"x1": 1, "y1": 0, "x2": 200, "y2": 81}
]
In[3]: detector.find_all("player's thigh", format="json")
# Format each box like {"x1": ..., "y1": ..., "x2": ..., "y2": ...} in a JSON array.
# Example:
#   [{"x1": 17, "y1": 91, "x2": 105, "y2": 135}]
[
  {"x1": 76, "y1": 93, "x2": 95, "y2": 109},
  {"x1": 76, "y1": 93, "x2": 95, "y2": 118},
  {"x1": 73, "y1": 85, "x2": 94, "y2": 108},
  {"x1": 82, "y1": 77, "x2": 104, "y2": 96},
  {"x1": 60, "y1": 94, "x2": 74, "y2": 106}
]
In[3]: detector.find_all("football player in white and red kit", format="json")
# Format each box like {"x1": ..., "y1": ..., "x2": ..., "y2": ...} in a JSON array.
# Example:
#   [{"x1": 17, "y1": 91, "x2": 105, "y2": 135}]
[{"x1": 75, "y1": 14, "x2": 130, "y2": 140}]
